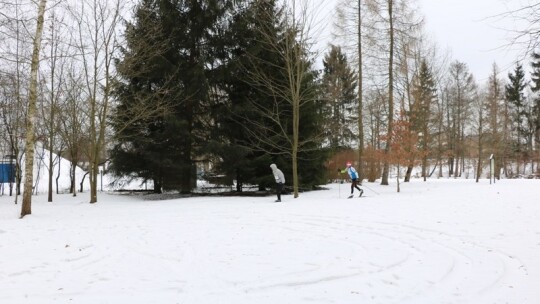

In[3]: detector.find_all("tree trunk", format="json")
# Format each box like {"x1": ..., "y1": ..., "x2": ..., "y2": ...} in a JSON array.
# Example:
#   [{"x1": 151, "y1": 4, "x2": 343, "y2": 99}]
[
  {"x1": 381, "y1": 0, "x2": 394, "y2": 186},
  {"x1": 90, "y1": 163, "x2": 98, "y2": 203},
  {"x1": 236, "y1": 169, "x2": 243, "y2": 192},
  {"x1": 448, "y1": 156, "x2": 454, "y2": 177},
  {"x1": 80, "y1": 172, "x2": 88, "y2": 193},
  {"x1": 422, "y1": 130, "x2": 428, "y2": 181},
  {"x1": 47, "y1": 30, "x2": 57, "y2": 202},
  {"x1": 357, "y1": 0, "x2": 364, "y2": 182},
  {"x1": 396, "y1": 164, "x2": 400, "y2": 192},
  {"x1": 476, "y1": 109, "x2": 483, "y2": 182},
  {"x1": 21, "y1": 0, "x2": 48, "y2": 218},
  {"x1": 293, "y1": 90, "x2": 300, "y2": 198},
  {"x1": 16, "y1": 160, "x2": 22, "y2": 197},
  {"x1": 56, "y1": 155, "x2": 61, "y2": 194},
  {"x1": 70, "y1": 160, "x2": 77, "y2": 196},
  {"x1": 404, "y1": 164, "x2": 413, "y2": 182},
  {"x1": 47, "y1": 145, "x2": 53, "y2": 201},
  {"x1": 422, "y1": 156, "x2": 428, "y2": 181}
]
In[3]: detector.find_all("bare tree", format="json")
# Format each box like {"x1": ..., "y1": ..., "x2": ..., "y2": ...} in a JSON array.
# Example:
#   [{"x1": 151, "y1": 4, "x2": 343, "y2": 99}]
[
  {"x1": 57, "y1": 66, "x2": 86, "y2": 196},
  {"x1": 357, "y1": 0, "x2": 365, "y2": 180},
  {"x1": 41, "y1": 8, "x2": 68, "y2": 202},
  {"x1": 475, "y1": 89, "x2": 485, "y2": 182},
  {"x1": 243, "y1": 0, "x2": 320, "y2": 198},
  {"x1": 364, "y1": 89, "x2": 386, "y2": 181},
  {"x1": 21, "y1": 0, "x2": 47, "y2": 218},
  {"x1": 485, "y1": 63, "x2": 505, "y2": 179},
  {"x1": 335, "y1": 0, "x2": 367, "y2": 179},
  {"x1": 336, "y1": 0, "x2": 423, "y2": 185},
  {"x1": 0, "y1": 0, "x2": 34, "y2": 202},
  {"x1": 69, "y1": 0, "x2": 123, "y2": 203},
  {"x1": 499, "y1": 2, "x2": 540, "y2": 56},
  {"x1": 380, "y1": 0, "x2": 395, "y2": 186},
  {"x1": 446, "y1": 61, "x2": 477, "y2": 177},
  {"x1": 0, "y1": 73, "x2": 26, "y2": 198}
]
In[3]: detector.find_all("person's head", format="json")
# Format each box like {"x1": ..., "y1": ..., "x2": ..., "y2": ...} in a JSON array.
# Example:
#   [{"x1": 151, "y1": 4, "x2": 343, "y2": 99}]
[{"x1": 346, "y1": 162, "x2": 352, "y2": 168}]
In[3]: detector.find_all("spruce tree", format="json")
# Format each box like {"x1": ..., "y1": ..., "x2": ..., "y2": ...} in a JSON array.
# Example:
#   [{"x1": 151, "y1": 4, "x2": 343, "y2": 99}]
[
  {"x1": 110, "y1": 0, "x2": 180, "y2": 193},
  {"x1": 205, "y1": 0, "x2": 282, "y2": 191},
  {"x1": 505, "y1": 63, "x2": 528, "y2": 160},
  {"x1": 110, "y1": 0, "x2": 327, "y2": 193},
  {"x1": 245, "y1": 0, "x2": 325, "y2": 194},
  {"x1": 222, "y1": 0, "x2": 326, "y2": 193},
  {"x1": 110, "y1": 0, "x2": 236, "y2": 193},
  {"x1": 530, "y1": 52, "x2": 540, "y2": 163},
  {"x1": 321, "y1": 45, "x2": 357, "y2": 150},
  {"x1": 408, "y1": 59, "x2": 437, "y2": 181}
]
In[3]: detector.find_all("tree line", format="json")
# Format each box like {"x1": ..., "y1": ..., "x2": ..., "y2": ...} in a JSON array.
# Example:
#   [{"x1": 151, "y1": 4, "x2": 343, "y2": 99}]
[
  {"x1": 329, "y1": 0, "x2": 540, "y2": 187},
  {"x1": 0, "y1": 0, "x2": 539, "y2": 217}
]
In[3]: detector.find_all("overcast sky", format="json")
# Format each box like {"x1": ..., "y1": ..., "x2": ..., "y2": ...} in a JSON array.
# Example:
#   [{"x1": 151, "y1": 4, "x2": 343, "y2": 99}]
[
  {"x1": 309, "y1": 0, "x2": 528, "y2": 83},
  {"x1": 418, "y1": 0, "x2": 525, "y2": 82}
]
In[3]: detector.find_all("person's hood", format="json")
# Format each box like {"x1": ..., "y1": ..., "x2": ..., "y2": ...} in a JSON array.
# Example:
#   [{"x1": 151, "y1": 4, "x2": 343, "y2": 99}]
[{"x1": 270, "y1": 164, "x2": 277, "y2": 172}]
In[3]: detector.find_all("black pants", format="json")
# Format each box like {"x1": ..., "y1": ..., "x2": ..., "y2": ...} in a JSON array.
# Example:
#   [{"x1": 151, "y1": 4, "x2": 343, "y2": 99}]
[
  {"x1": 351, "y1": 178, "x2": 361, "y2": 194},
  {"x1": 276, "y1": 182, "x2": 283, "y2": 200}
]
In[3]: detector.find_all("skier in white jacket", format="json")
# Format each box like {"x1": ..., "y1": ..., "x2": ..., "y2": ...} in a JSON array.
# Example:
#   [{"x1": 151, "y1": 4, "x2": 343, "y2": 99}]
[{"x1": 270, "y1": 163, "x2": 285, "y2": 202}]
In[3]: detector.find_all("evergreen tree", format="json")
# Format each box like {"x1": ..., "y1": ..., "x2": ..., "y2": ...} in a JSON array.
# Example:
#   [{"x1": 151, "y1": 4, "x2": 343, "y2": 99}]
[
  {"x1": 110, "y1": 0, "x2": 235, "y2": 193},
  {"x1": 109, "y1": 0, "x2": 182, "y2": 193},
  {"x1": 408, "y1": 59, "x2": 437, "y2": 181},
  {"x1": 530, "y1": 52, "x2": 540, "y2": 161},
  {"x1": 505, "y1": 63, "x2": 528, "y2": 157},
  {"x1": 110, "y1": 0, "x2": 327, "y2": 194},
  {"x1": 205, "y1": 0, "x2": 284, "y2": 191},
  {"x1": 321, "y1": 45, "x2": 357, "y2": 149},
  {"x1": 228, "y1": 0, "x2": 326, "y2": 194}
]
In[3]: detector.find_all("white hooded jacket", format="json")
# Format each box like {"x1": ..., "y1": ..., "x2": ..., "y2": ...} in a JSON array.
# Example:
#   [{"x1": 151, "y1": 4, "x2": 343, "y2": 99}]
[{"x1": 270, "y1": 164, "x2": 285, "y2": 184}]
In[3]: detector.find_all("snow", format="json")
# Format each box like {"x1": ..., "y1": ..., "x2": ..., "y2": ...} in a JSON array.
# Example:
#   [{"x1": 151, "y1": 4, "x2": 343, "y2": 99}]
[{"x1": 1, "y1": 178, "x2": 539, "y2": 303}]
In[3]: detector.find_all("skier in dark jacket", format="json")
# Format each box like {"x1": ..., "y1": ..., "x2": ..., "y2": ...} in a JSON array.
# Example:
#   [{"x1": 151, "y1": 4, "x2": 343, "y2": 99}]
[
  {"x1": 339, "y1": 161, "x2": 363, "y2": 198},
  {"x1": 270, "y1": 163, "x2": 285, "y2": 202}
]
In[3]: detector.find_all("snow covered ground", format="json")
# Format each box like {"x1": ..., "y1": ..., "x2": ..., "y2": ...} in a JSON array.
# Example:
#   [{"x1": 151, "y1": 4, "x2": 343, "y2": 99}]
[{"x1": 1, "y1": 178, "x2": 539, "y2": 304}]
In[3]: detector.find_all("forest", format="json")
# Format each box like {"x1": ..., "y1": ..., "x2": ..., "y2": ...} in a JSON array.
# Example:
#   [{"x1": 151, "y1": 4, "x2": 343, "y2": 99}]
[{"x1": 1, "y1": 0, "x2": 539, "y2": 217}]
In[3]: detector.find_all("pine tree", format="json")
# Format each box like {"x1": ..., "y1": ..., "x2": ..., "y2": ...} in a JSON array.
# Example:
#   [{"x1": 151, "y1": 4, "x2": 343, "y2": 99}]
[
  {"x1": 505, "y1": 63, "x2": 528, "y2": 174},
  {"x1": 229, "y1": 0, "x2": 325, "y2": 196},
  {"x1": 530, "y1": 52, "x2": 540, "y2": 172},
  {"x1": 321, "y1": 45, "x2": 357, "y2": 150},
  {"x1": 110, "y1": 0, "x2": 235, "y2": 193},
  {"x1": 110, "y1": 0, "x2": 176, "y2": 193},
  {"x1": 408, "y1": 59, "x2": 437, "y2": 181},
  {"x1": 204, "y1": 0, "x2": 275, "y2": 191}
]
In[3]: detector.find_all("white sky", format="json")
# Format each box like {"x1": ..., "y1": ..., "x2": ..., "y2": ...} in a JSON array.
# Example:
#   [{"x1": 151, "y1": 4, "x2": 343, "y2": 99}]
[
  {"x1": 309, "y1": 0, "x2": 529, "y2": 83},
  {"x1": 418, "y1": 0, "x2": 525, "y2": 82}
]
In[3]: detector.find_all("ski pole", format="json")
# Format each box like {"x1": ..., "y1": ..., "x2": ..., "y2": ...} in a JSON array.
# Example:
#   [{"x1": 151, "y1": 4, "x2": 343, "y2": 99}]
[{"x1": 361, "y1": 182, "x2": 380, "y2": 195}]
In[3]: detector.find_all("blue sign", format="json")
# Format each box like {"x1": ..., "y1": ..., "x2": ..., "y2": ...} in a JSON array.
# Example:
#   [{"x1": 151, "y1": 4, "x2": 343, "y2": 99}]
[{"x1": 0, "y1": 164, "x2": 15, "y2": 183}]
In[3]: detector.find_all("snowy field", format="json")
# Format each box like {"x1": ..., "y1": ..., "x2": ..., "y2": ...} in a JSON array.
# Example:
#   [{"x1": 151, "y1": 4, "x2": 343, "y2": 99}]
[{"x1": 1, "y1": 178, "x2": 539, "y2": 304}]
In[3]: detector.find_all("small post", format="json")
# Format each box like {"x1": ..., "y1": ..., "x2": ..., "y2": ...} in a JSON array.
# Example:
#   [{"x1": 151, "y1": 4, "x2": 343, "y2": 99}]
[
  {"x1": 338, "y1": 170, "x2": 341, "y2": 199},
  {"x1": 98, "y1": 166, "x2": 103, "y2": 191},
  {"x1": 489, "y1": 154, "x2": 495, "y2": 184}
]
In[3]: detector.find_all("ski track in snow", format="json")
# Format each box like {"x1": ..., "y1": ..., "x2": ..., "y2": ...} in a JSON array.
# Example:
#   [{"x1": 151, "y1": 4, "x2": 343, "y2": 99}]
[
  {"x1": 0, "y1": 179, "x2": 538, "y2": 304},
  {"x1": 233, "y1": 212, "x2": 526, "y2": 303}
]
